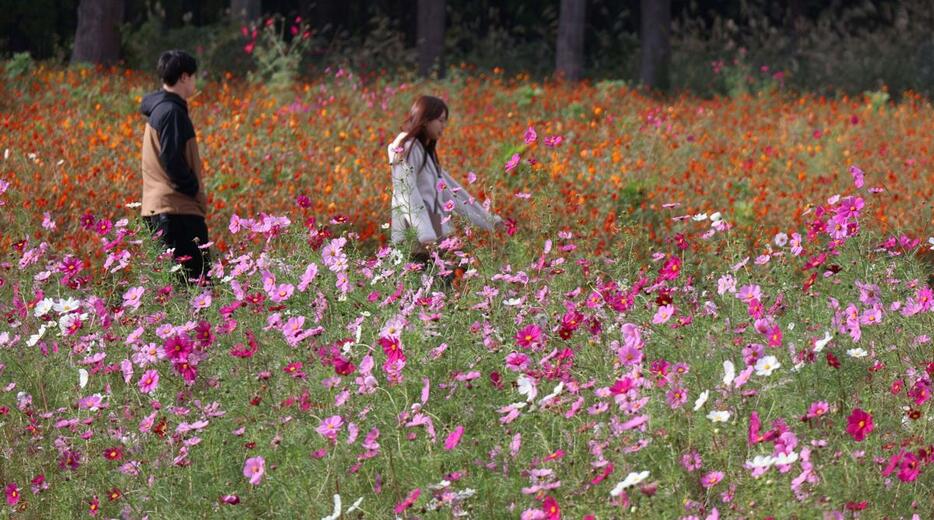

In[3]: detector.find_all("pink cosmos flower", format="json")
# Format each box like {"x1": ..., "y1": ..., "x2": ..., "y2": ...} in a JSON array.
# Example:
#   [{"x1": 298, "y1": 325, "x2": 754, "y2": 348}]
[
  {"x1": 191, "y1": 291, "x2": 212, "y2": 310},
  {"x1": 849, "y1": 165, "x2": 864, "y2": 188},
  {"x1": 680, "y1": 450, "x2": 702, "y2": 472},
  {"x1": 297, "y1": 263, "x2": 318, "y2": 292},
  {"x1": 666, "y1": 387, "x2": 688, "y2": 409},
  {"x1": 268, "y1": 283, "x2": 294, "y2": 303},
  {"x1": 544, "y1": 135, "x2": 563, "y2": 148},
  {"x1": 444, "y1": 425, "x2": 464, "y2": 450},
  {"x1": 394, "y1": 488, "x2": 421, "y2": 514},
  {"x1": 138, "y1": 369, "x2": 159, "y2": 394},
  {"x1": 316, "y1": 415, "x2": 344, "y2": 441},
  {"x1": 617, "y1": 344, "x2": 643, "y2": 366},
  {"x1": 804, "y1": 401, "x2": 829, "y2": 420},
  {"x1": 122, "y1": 286, "x2": 145, "y2": 310},
  {"x1": 505, "y1": 352, "x2": 530, "y2": 372},
  {"x1": 653, "y1": 304, "x2": 674, "y2": 324},
  {"x1": 700, "y1": 471, "x2": 724, "y2": 489},
  {"x1": 243, "y1": 456, "x2": 265, "y2": 485},
  {"x1": 504, "y1": 153, "x2": 521, "y2": 172},
  {"x1": 524, "y1": 126, "x2": 537, "y2": 144}
]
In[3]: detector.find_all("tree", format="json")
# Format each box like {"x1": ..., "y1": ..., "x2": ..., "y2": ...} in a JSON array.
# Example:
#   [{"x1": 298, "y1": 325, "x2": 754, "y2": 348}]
[
  {"x1": 231, "y1": 0, "x2": 261, "y2": 23},
  {"x1": 555, "y1": 0, "x2": 586, "y2": 81},
  {"x1": 71, "y1": 0, "x2": 124, "y2": 66},
  {"x1": 639, "y1": 0, "x2": 671, "y2": 92},
  {"x1": 417, "y1": 0, "x2": 446, "y2": 78}
]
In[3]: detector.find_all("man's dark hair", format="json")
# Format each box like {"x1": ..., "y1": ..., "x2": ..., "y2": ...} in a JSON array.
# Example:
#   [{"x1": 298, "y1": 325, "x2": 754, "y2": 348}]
[{"x1": 157, "y1": 50, "x2": 197, "y2": 86}]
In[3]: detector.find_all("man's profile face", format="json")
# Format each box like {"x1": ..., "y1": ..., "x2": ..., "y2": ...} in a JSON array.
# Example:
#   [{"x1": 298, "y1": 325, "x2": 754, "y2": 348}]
[{"x1": 177, "y1": 72, "x2": 197, "y2": 99}]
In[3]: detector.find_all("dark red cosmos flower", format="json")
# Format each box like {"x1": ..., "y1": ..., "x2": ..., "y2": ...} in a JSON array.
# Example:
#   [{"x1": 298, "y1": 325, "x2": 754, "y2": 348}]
[{"x1": 103, "y1": 447, "x2": 123, "y2": 461}]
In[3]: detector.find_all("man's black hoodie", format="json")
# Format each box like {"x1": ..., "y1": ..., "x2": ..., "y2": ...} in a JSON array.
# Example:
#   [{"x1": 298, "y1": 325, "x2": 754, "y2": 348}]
[
  {"x1": 139, "y1": 90, "x2": 206, "y2": 218},
  {"x1": 140, "y1": 90, "x2": 199, "y2": 198}
]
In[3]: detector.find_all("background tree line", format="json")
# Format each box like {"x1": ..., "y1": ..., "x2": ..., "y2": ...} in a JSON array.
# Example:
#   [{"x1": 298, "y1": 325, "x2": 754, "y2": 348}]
[{"x1": 3, "y1": 0, "x2": 934, "y2": 95}]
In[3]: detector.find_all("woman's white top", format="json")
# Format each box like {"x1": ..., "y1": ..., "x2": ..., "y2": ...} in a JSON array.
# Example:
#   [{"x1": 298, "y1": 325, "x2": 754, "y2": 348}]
[{"x1": 388, "y1": 132, "x2": 499, "y2": 245}]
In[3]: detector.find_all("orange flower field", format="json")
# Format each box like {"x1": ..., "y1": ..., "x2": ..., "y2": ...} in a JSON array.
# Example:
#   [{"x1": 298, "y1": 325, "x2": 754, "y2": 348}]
[{"x1": 2, "y1": 66, "x2": 931, "y2": 256}]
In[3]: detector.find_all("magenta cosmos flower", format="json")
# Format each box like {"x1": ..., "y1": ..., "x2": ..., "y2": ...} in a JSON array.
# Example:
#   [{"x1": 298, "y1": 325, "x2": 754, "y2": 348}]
[
  {"x1": 243, "y1": 456, "x2": 265, "y2": 485},
  {"x1": 5, "y1": 483, "x2": 20, "y2": 506},
  {"x1": 515, "y1": 324, "x2": 543, "y2": 349},
  {"x1": 846, "y1": 408, "x2": 874, "y2": 442}
]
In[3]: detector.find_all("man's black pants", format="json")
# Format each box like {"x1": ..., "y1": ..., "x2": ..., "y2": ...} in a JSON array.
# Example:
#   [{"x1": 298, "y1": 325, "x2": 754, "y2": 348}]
[{"x1": 144, "y1": 213, "x2": 211, "y2": 283}]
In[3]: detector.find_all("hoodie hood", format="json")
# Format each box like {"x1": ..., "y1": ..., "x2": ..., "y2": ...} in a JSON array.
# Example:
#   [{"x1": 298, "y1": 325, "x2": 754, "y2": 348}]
[{"x1": 140, "y1": 90, "x2": 187, "y2": 118}]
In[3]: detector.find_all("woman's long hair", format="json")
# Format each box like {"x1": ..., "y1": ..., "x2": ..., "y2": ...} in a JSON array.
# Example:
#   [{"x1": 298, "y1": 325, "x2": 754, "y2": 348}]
[{"x1": 400, "y1": 95, "x2": 449, "y2": 173}]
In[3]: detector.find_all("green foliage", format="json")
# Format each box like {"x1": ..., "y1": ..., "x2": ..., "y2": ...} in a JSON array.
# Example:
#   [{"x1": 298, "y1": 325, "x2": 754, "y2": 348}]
[
  {"x1": 121, "y1": 5, "x2": 252, "y2": 81},
  {"x1": 245, "y1": 15, "x2": 312, "y2": 96},
  {"x1": 4, "y1": 51, "x2": 34, "y2": 80},
  {"x1": 306, "y1": 12, "x2": 416, "y2": 80}
]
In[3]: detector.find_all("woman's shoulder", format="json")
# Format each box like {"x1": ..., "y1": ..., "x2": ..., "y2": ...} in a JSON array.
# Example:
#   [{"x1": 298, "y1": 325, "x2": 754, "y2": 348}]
[
  {"x1": 388, "y1": 133, "x2": 425, "y2": 165},
  {"x1": 388, "y1": 133, "x2": 407, "y2": 164}
]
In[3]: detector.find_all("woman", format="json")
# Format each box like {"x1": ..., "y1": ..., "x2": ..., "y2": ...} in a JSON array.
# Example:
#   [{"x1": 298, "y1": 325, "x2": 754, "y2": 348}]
[{"x1": 388, "y1": 95, "x2": 503, "y2": 264}]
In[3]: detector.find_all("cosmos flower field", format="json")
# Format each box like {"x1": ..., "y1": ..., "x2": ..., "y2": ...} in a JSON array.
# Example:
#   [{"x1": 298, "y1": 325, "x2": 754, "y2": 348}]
[{"x1": 0, "y1": 66, "x2": 933, "y2": 518}]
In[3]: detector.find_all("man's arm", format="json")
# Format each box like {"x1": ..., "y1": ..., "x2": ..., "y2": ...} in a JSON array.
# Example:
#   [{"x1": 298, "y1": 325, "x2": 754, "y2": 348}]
[{"x1": 157, "y1": 109, "x2": 199, "y2": 198}]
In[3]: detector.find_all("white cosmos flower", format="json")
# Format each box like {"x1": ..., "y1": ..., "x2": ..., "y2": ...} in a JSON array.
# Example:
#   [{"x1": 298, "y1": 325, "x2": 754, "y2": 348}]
[
  {"x1": 773, "y1": 452, "x2": 799, "y2": 465},
  {"x1": 321, "y1": 494, "x2": 342, "y2": 520},
  {"x1": 847, "y1": 348, "x2": 868, "y2": 358},
  {"x1": 53, "y1": 297, "x2": 81, "y2": 314},
  {"x1": 78, "y1": 369, "x2": 89, "y2": 389},
  {"x1": 710, "y1": 212, "x2": 722, "y2": 222},
  {"x1": 707, "y1": 410, "x2": 731, "y2": 422},
  {"x1": 503, "y1": 298, "x2": 523, "y2": 306},
  {"x1": 814, "y1": 331, "x2": 833, "y2": 352},
  {"x1": 747, "y1": 455, "x2": 776, "y2": 469},
  {"x1": 26, "y1": 325, "x2": 47, "y2": 347},
  {"x1": 538, "y1": 382, "x2": 564, "y2": 407},
  {"x1": 722, "y1": 360, "x2": 736, "y2": 386},
  {"x1": 34, "y1": 298, "x2": 54, "y2": 318},
  {"x1": 517, "y1": 374, "x2": 538, "y2": 402},
  {"x1": 693, "y1": 390, "x2": 709, "y2": 411},
  {"x1": 755, "y1": 355, "x2": 780, "y2": 377},
  {"x1": 610, "y1": 470, "x2": 650, "y2": 496}
]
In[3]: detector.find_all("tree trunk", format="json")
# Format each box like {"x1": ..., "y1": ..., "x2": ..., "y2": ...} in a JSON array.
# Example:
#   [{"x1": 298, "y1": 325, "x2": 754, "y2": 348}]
[
  {"x1": 786, "y1": 0, "x2": 805, "y2": 55},
  {"x1": 417, "y1": 0, "x2": 446, "y2": 78},
  {"x1": 71, "y1": 0, "x2": 125, "y2": 66},
  {"x1": 639, "y1": 0, "x2": 671, "y2": 92},
  {"x1": 555, "y1": 0, "x2": 586, "y2": 81},
  {"x1": 230, "y1": 0, "x2": 261, "y2": 24}
]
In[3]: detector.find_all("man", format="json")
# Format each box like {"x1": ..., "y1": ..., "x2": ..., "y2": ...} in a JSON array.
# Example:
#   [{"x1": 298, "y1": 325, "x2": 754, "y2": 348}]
[{"x1": 139, "y1": 50, "x2": 210, "y2": 284}]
